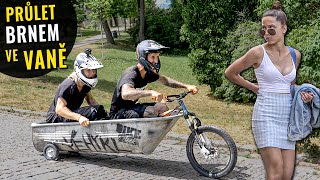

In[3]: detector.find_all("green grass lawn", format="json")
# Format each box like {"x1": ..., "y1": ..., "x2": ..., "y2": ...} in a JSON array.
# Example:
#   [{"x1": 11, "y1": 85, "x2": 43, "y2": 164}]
[{"x1": 0, "y1": 34, "x2": 255, "y2": 146}]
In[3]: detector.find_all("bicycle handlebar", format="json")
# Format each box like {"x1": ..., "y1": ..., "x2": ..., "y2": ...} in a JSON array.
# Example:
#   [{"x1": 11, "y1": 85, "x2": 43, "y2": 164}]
[{"x1": 166, "y1": 91, "x2": 191, "y2": 102}]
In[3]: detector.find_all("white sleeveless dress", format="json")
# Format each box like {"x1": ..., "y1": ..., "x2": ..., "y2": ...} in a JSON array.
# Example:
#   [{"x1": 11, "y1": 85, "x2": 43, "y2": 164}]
[{"x1": 252, "y1": 45, "x2": 296, "y2": 150}]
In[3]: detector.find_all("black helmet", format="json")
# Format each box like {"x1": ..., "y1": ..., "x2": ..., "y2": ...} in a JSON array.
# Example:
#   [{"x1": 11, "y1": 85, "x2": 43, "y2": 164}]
[{"x1": 136, "y1": 40, "x2": 169, "y2": 74}]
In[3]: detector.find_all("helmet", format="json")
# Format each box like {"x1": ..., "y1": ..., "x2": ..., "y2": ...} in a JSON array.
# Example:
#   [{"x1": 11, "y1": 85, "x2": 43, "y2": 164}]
[
  {"x1": 136, "y1": 40, "x2": 169, "y2": 74},
  {"x1": 74, "y1": 49, "x2": 103, "y2": 88}
]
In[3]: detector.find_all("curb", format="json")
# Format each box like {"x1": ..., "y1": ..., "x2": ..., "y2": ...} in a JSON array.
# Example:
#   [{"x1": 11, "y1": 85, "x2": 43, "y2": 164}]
[{"x1": 0, "y1": 105, "x2": 46, "y2": 117}]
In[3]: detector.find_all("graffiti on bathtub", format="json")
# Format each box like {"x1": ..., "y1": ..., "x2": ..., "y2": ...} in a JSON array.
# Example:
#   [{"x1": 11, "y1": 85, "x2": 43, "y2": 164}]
[
  {"x1": 116, "y1": 124, "x2": 141, "y2": 146},
  {"x1": 62, "y1": 130, "x2": 123, "y2": 152},
  {"x1": 37, "y1": 124, "x2": 142, "y2": 152}
]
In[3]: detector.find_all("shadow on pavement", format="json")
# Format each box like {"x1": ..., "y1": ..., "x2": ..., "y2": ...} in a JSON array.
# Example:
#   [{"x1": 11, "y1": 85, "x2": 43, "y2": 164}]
[{"x1": 59, "y1": 152, "x2": 249, "y2": 179}]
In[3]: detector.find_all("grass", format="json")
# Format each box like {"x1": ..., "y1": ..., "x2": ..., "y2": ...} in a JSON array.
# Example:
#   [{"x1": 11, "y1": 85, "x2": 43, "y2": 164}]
[
  {"x1": 75, "y1": 29, "x2": 102, "y2": 42},
  {"x1": 0, "y1": 32, "x2": 255, "y2": 146}
]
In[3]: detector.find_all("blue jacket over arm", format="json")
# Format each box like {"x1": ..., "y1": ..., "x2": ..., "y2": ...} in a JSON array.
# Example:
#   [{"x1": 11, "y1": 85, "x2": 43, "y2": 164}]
[{"x1": 288, "y1": 83, "x2": 320, "y2": 141}]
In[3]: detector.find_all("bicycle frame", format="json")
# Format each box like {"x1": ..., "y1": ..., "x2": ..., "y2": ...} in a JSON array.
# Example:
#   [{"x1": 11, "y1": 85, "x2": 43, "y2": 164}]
[{"x1": 168, "y1": 92, "x2": 207, "y2": 148}]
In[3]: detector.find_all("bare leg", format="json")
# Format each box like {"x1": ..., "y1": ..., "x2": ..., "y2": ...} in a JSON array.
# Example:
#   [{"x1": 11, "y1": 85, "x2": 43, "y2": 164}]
[
  {"x1": 281, "y1": 149, "x2": 295, "y2": 180},
  {"x1": 143, "y1": 103, "x2": 168, "y2": 118},
  {"x1": 260, "y1": 147, "x2": 284, "y2": 180}
]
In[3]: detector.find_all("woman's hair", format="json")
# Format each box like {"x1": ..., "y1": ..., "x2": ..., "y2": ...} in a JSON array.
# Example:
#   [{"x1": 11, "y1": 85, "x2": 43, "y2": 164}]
[{"x1": 262, "y1": 1, "x2": 287, "y2": 25}]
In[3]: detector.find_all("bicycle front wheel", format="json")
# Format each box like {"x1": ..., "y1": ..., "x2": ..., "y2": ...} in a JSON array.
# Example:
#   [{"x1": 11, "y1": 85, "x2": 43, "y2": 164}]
[{"x1": 186, "y1": 126, "x2": 237, "y2": 178}]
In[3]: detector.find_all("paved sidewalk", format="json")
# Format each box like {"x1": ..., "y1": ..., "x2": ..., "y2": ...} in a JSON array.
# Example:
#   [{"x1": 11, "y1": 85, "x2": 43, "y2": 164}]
[
  {"x1": 73, "y1": 27, "x2": 126, "y2": 49},
  {"x1": 0, "y1": 107, "x2": 319, "y2": 179}
]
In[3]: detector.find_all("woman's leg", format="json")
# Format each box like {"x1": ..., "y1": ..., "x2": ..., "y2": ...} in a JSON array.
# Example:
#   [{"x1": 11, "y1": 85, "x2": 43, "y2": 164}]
[
  {"x1": 281, "y1": 149, "x2": 296, "y2": 180},
  {"x1": 260, "y1": 147, "x2": 284, "y2": 180}
]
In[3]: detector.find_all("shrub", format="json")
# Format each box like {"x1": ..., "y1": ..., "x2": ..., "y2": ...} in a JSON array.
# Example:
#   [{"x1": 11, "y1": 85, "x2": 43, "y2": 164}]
[
  {"x1": 214, "y1": 21, "x2": 264, "y2": 102},
  {"x1": 180, "y1": 0, "x2": 258, "y2": 91}
]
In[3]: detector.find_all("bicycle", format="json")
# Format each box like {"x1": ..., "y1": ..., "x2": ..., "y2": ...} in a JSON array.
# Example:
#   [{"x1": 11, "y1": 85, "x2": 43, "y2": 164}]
[{"x1": 164, "y1": 91, "x2": 237, "y2": 178}]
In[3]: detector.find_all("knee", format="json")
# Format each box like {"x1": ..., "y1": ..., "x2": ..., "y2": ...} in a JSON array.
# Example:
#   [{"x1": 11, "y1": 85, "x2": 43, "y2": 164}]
[
  {"x1": 154, "y1": 103, "x2": 169, "y2": 114},
  {"x1": 267, "y1": 163, "x2": 284, "y2": 180}
]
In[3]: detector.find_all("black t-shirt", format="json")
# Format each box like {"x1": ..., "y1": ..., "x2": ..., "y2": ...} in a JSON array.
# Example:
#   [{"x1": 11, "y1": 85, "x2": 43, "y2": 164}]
[
  {"x1": 47, "y1": 78, "x2": 91, "y2": 116},
  {"x1": 109, "y1": 65, "x2": 158, "y2": 115}
]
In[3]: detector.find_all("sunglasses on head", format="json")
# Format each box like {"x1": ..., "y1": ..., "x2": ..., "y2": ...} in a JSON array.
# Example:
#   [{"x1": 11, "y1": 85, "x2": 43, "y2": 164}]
[{"x1": 259, "y1": 28, "x2": 276, "y2": 36}]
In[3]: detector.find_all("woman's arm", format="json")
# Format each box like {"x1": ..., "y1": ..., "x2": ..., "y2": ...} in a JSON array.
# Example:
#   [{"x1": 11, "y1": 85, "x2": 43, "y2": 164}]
[{"x1": 225, "y1": 46, "x2": 262, "y2": 94}]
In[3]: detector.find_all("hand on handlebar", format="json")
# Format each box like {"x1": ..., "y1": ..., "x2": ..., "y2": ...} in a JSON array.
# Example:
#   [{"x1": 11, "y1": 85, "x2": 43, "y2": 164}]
[
  {"x1": 186, "y1": 85, "x2": 199, "y2": 94},
  {"x1": 151, "y1": 90, "x2": 165, "y2": 102}
]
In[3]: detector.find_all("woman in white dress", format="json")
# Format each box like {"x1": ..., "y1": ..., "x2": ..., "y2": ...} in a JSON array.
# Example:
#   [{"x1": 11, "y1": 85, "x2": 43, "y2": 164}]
[{"x1": 225, "y1": 1, "x2": 313, "y2": 179}]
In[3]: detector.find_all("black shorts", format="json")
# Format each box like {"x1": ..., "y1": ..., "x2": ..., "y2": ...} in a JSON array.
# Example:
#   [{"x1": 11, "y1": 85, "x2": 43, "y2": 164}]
[{"x1": 111, "y1": 103, "x2": 156, "y2": 119}]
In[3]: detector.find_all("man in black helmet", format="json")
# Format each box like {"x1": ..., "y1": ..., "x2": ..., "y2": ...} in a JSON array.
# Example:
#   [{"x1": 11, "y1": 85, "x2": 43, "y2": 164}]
[{"x1": 109, "y1": 40, "x2": 198, "y2": 119}]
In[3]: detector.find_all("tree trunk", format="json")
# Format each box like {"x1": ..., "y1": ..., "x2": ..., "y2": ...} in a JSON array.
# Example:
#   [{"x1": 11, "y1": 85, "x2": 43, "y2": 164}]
[
  {"x1": 138, "y1": 0, "x2": 145, "y2": 42},
  {"x1": 113, "y1": 16, "x2": 118, "y2": 27},
  {"x1": 102, "y1": 20, "x2": 115, "y2": 44},
  {"x1": 124, "y1": 18, "x2": 127, "y2": 31}
]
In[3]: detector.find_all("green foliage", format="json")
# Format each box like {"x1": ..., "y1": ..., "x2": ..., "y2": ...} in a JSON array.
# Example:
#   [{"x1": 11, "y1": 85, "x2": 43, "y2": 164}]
[
  {"x1": 180, "y1": 0, "x2": 258, "y2": 90},
  {"x1": 254, "y1": 0, "x2": 274, "y2": 18},
  {"x1": 73, "y1": 0, "x2": 86, "y2": 23},
  {"x1": 286, "y1": 20, "x2": 320, "y2": 87},
  {"x1": 284, "y1": 0, "x2": 320, "y2": 28},
  {"x1": 214, "y1": 21, "x2": 264, "y2": 102},
  {"x1": 297, "y1": 129, "x2": 320, "y2": 160},
  {"x1": 86, "y1": 0, "x2": 112, "y2": 20},
  {"x1": 120, "y1": 0, "x2": 137, "y2": 18},
  {"x1": 128, "y1": 0, "x2": 189, "y2": 54}
]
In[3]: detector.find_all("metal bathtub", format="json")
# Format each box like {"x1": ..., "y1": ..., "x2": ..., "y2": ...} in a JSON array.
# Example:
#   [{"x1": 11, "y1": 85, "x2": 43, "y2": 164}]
[{"x1": 31, "y1": 114, "x2": 182, "y2": 155}]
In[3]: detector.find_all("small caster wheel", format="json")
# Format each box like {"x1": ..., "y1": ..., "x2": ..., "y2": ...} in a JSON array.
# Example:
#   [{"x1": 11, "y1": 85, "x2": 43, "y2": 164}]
[{"x1": 43, "y1": 144, "x2": 59, "y2": 160}]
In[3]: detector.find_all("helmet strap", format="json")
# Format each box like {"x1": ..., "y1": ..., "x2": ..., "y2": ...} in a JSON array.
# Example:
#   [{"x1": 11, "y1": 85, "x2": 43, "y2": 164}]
[{"x1": 139, "y1": 57, "x2": 160, "y2": 74}]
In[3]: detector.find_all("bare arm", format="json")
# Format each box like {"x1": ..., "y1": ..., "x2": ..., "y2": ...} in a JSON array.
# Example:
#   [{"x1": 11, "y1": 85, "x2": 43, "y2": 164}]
[
  {"x1": 158, "y1": 75, "x2": 188, "y2": 88},
  {"x1": 158, "y1": 75, "x2": 199, "y2": 93},
  {"x1": 85, "y1": 91, "x2": 99, "y2": 106},
  {"x1": 121, "y1": 83, "x2": 161, "y2": 101},
  {"x1": 225, "y1": 46, "x2": 262, "y2": 94},
  {"x1": 55, "y1": 97, "x2": 89, "y2": 126}
]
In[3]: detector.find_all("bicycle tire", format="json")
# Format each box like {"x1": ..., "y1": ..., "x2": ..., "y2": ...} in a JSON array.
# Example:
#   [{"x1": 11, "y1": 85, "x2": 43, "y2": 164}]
[{"x1": 186, "y1": 125, "x2": 237, "y2": 178}]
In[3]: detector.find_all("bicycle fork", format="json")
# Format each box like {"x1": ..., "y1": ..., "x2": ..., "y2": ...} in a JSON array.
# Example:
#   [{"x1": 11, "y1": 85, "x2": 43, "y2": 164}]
[
  {"x1": 179, "y1": 99, "x2": 217, "y2": 159},
  {"x1": 186, "y1": 114, "x2": 217, "y2": 159}
]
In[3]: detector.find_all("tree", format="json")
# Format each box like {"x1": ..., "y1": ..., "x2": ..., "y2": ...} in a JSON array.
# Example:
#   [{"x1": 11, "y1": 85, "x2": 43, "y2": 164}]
[
  {"x1": 138, "y1": 0, "x2": 145, "y2": 41},
  {"x1": 86, "y1": 0, "x2": 115, "y2": 44},
  {"x1": 121, "y1": 0, "x2": 137, "y2": 31},
  {"x1": 127, "y1": 0, "x2": 189, "y2": 53}
]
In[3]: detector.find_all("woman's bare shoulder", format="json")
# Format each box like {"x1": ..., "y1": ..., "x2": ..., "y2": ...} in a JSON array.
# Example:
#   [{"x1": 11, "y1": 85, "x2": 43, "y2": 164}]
[{"x1": 244, "y1": 45, "x2": 264, "y2": 62}]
